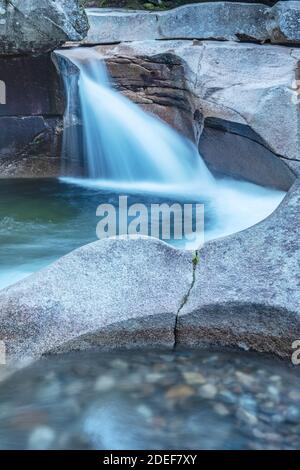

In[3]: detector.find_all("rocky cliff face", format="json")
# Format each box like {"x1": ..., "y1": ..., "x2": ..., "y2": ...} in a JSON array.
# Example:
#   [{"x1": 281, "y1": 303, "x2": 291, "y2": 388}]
[
  {"x1": 0, "y1": 0, "x2": 89, "y2": 56},
  {"x1": 0, "y1": 53, "x2": 64, "y2": 177}
]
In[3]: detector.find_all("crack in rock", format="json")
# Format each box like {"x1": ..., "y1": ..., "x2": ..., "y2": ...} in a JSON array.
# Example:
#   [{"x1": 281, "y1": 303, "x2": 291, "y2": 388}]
[{"x1": 173, "y1": 250, "x2": 199, "y2": 350}]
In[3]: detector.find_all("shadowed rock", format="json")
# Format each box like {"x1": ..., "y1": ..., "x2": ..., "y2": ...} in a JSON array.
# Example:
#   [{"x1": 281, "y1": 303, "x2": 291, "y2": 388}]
[
  {"x1": 199, "y1": 118, "x2": 295, "y2": 190},
  {"x1": 0, "y1": 53, "x2": 64, "y2": 175}
]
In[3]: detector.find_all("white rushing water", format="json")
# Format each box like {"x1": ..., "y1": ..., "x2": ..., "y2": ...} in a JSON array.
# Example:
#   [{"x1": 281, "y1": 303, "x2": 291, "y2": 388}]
[
  {"x1": 57, "y1": 48, "x2": 213, "y2": 189},
  {"x1": 56, "y1": 47, "x2": 285, "y2": 246}
]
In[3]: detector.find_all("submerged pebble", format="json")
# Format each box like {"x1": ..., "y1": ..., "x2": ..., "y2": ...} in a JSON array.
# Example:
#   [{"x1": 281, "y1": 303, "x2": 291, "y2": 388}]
[
  {"x1": 199, "y1": 384, "x2": 218, "y2": 400},
  {"x1": 28, "y1": 426, "x2": 56, "y2": 450}
]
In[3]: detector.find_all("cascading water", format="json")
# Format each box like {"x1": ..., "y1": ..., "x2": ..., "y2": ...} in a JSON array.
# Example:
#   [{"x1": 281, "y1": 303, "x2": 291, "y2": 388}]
[
  {"x1": 57, "y1": 48, "x2": 214, "y2": 194},
  {"x1": 55, "y1": 47, "x2": 285, "y2": 243}
]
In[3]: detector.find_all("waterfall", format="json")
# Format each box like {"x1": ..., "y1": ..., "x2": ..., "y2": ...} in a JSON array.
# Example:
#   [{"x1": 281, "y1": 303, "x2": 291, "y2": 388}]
[
  {"x1": 55, "y1": 47, "x2": 285, "y2": 242},
  {"x1": 56, "y1": 48, "x2": 214, "y2": 195}
]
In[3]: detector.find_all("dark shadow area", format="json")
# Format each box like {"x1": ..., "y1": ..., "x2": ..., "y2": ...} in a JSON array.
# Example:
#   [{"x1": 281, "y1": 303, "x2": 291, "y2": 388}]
[{"x1": 199, "y1": 117, "x2": 296, "y2": 191}]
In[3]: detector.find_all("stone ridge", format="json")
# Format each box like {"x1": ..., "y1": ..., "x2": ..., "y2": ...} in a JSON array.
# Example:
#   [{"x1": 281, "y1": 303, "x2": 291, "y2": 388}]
[
  {"x1": 0, "y1": 237, "x2": 193, "y2": 364},
  {"x1": 83, "y1": 2, "x2": 300, "y2": 45}
]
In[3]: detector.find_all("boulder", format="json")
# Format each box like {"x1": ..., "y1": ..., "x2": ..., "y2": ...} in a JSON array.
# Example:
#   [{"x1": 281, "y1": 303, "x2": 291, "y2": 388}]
[
  {"x1": 199, "y1": 118, "x2": 295, "y2": 191},
  {"x1": 267, "y1": 1, "x2": 300, "y2": 44},
  {"x1": 0, "y1": 237, "x2": 193, "y2": 364},
  {"x1": 0, "y1": 0, "x2": 89, "y2": 56},
  {"x1": 177, "y1": 167, "x2": 300, "y2": 358},
  {"x1": 83, "y1": 2, "x2": 300, "y2": 45},
  {"x1": 183, "y1": 40, "x2": 300, "y2": 161}
]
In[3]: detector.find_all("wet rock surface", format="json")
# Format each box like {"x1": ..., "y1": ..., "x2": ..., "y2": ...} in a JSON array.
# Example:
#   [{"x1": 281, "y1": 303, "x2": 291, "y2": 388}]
[
  {"x1": 0, "y1": 349, "x2": 299, "y2": 450},
  {"x1": 0, "y1": 116, "x2": 63, "y2": 175},
  {"x1": 105, "y1": 54, "x2": 196, "y2": 141}
]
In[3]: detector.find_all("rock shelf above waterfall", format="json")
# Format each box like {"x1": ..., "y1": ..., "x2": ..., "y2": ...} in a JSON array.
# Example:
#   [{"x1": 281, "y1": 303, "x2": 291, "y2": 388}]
[{"x1": 83, "y1": 2, "x2": 300, "y2": 45}]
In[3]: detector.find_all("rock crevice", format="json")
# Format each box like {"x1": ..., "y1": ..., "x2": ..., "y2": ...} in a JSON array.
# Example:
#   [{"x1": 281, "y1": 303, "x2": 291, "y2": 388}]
[{"x1": 173, "y1": 250, "x2": 199, "y2": 349}]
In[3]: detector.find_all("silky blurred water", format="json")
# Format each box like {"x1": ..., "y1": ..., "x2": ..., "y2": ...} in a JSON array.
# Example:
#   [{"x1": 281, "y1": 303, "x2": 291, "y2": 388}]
[
  {"x1": 57, "y1": 47, "x2": 214, "y2": 187},
  {"x1": 0, "y1": 178, "x2": 213, "y2": 290}
]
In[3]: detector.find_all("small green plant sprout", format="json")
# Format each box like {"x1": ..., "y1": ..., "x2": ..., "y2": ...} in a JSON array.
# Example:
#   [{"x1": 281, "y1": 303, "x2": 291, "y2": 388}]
[{"x1": 192, "y1": 251, "x2": 199, "y2": 267}]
